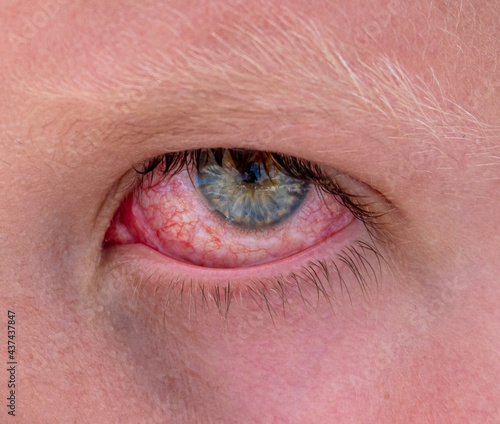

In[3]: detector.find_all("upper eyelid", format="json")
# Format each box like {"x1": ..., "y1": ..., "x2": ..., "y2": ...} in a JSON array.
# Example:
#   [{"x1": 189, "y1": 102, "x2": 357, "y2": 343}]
[{"x1": 19, "y1": 5, "x2": 492, "y2": 203}]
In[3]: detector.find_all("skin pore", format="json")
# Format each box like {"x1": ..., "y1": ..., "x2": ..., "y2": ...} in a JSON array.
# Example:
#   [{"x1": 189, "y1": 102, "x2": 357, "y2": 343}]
[{"x1": 1, "y1": 0, "x2": 500, "y2": 422}]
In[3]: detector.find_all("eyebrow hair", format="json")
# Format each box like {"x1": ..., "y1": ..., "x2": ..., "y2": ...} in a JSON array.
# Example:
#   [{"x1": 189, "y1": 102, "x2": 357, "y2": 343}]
[{"x1": 16, "y1": 6, "x2": 494, "y2": 153}]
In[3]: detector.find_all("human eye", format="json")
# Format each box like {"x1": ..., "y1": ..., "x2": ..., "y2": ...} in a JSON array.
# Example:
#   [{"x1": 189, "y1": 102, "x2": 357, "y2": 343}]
[{"x1": 100, "y1": 147, "x2": 390, "y2": 317}]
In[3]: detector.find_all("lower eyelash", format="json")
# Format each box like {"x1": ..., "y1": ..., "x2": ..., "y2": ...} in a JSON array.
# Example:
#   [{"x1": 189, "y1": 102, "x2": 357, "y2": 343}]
[{"x1": 130, "y1": 237, "x2": 387, "y2": 321}]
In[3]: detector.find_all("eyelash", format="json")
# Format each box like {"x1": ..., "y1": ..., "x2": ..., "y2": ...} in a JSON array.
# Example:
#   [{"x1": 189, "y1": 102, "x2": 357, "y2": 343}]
[
  {"x1": 123, "y1": 148, "x2": 388, "y2": 318},
  {"x1": 135, "y1": 148, "x2": 379, "y2": 226}
]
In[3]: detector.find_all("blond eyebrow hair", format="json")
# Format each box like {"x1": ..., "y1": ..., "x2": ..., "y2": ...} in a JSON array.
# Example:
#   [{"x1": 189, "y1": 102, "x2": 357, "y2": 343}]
[{"x1": 14, "y1": 5, "x2": 494, "y2": 148}]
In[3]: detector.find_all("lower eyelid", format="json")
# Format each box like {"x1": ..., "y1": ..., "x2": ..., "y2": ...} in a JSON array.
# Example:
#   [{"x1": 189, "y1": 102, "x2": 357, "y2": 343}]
[{"x1": 98, "y1": 216, "x2": 377, "y2": 316}]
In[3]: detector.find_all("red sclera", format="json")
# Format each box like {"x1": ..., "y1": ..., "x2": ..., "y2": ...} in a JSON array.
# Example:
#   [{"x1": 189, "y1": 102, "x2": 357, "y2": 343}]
[{"x1": 105, "y1": 170, "x2": 354, "y2": 268}]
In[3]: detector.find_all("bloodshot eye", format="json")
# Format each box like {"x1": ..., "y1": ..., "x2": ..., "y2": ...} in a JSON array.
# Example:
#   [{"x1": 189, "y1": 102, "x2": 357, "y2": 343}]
[{"x1": 104, "y1": 149, "x2": 355, "y2": 269}]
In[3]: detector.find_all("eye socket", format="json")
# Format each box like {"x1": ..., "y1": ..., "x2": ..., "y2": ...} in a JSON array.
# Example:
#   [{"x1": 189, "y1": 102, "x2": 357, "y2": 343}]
[{"x1": 104, "y1": 148, "x2": 368, "y2": 269}]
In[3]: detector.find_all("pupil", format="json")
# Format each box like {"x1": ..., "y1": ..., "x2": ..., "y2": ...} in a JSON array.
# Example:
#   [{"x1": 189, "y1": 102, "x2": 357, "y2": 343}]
[{"x1": 243, "y1": 163, "x2": 261, "y2": 184}]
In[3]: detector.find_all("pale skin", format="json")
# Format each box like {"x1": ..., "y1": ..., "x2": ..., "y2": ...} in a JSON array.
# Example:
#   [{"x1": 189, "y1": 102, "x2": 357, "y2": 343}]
[{"x1": 1, "y1": 0, "x2": 500, "y2": 423}]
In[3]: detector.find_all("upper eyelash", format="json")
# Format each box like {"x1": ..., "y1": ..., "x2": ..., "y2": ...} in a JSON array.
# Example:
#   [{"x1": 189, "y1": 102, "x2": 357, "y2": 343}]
[{"x1": 135, "y1": 148, "x2": 380, "y2": 226}]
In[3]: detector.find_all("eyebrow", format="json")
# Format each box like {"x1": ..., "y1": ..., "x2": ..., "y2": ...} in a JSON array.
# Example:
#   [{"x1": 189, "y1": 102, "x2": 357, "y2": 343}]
[{"x1": 18, "y1": 7, "x2": 492, "y2": 160}]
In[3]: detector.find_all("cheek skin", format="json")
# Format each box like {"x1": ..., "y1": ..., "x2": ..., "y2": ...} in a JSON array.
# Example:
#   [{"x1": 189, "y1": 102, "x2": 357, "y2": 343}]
[
  {"x1": 98, "y1": 250, "x2": 474, "y2": 423},
  {"x1": 106, "y1": 170, "x2": 353, "y2": 268}
]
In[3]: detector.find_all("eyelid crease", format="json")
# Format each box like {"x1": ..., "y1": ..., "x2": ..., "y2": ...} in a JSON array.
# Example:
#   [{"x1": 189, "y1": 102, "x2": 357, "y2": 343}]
[{"x1": 18, "y1": 4, "x2": 494, "y2": 174}]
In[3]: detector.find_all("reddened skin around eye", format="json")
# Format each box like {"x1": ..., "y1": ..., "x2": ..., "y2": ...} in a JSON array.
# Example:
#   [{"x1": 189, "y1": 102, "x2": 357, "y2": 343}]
[{"x1": 104, "y1": 169, "x2": 354, "y2": 269}]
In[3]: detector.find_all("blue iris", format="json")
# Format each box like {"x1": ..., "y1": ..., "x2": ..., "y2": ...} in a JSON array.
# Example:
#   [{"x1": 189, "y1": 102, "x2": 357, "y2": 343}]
[{"x1": 194, "y1": 153, "x2": 309, "y2": 229}]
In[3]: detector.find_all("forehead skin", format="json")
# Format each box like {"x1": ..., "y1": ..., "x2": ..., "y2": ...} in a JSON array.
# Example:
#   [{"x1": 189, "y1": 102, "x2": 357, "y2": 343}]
[{"x1": 0, "y1": 0, "x2": 500, "y2": 423}]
